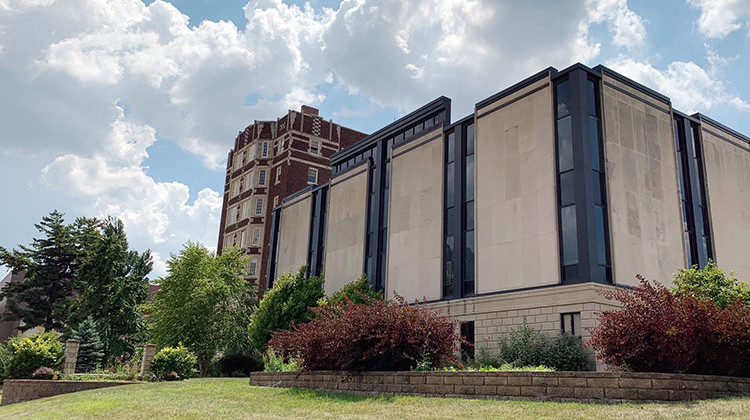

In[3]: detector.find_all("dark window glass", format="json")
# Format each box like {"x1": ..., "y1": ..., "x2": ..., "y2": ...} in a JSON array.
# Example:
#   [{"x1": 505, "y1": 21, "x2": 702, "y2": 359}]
[
  {"x1": 465, "y1": 155, "x2": 474, "y2": 201},
  {"x1": 556, "y1": 79, "x2": 571, "y2": 117},
  {"x1": 464, "y1": 230, "x2": 475, "y2": 282},
  {"x1": 414, "y1": 122, "x2": 423, "y2": 135},
  {"x1": 594, "y1": 205, "x2": 607, "y2": 265},
  {"x1": 446, "y1": 162, "x2": 455, "y2": 208},
  {"x1": 447, "y1": 132, "x2": 455, "y2": 163},
  {"x1": 590, "y1": 116, "x2": 601, "y2": 171},
  {"x1": 464, "y1": 201, "x2": 474, "y2": 230},
  {"x1": 561, "y1": 205, "x2": 578, "y2": 265},
  {"x1": 446, "y1": 207, "x2": 457, "y2": 226},
  {"x1": 559, "y1": 171, "x2": 575, "y2": 206},
  {"x1": 462, "y1": 278, "x2": 475, "y2": 296},
  {"x1": 563, "y1": 264, "x2": 578, "y2": 282},
  {"x1": 460, "y1": 322, "x2": 475, "y2": 361},
  {"x1": 465, "y1": 124, "x2": 475, "y2": 156},
  {"x1": 592, "y1": 172, "x2": 604, "y2": 205},
  {"x1": 557, "y1": 116, "x2": 574, "y2": 172},
  {"x1": 587, "y1": 80, "x2": 597, "y2": 116}
]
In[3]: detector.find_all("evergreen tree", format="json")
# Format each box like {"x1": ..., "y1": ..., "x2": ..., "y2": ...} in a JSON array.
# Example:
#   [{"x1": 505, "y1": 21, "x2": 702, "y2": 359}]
[
  {"x1": 0, "y1": 210, "x2": 77, "y2": 332},
  {"x1": 72, "y1": 317, "x2": 105, "y2": 373},
  {"x1": 68, "y1": 217, "x2": 152, "y2": 362}
]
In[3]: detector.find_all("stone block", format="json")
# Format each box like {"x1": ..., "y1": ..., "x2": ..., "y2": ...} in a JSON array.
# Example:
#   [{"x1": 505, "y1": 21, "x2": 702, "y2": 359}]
[
  {"x1": 496, "y1": 386, "x2": 521, "y2": 396},
  {"x1": 444, "y1": 376, "x2": 463, "y2": 385},
  {"x1": 575, "y1": 387, "x2": 604, "y2": 399},
  {"x1": 426, "y1": 376, "x2": 443, "y2": 385},
  {"x1": 409, "y1": 375, "x2": 425, "y2": 385},
  {"x1": 507, "y1": 376, "x2": 532, "y2": 386},
  {"x1": 462, "y1": 376, "x2": 484, "y2": 385},
  {"x1": 435, "y1": 385, "x2": 454, "y2": 395},
  {"x1": 520, "y1": 386, "x2": 546, "y2": 397},
  {"x1": 454, "y1": 385, "x2": 475, "y2": 395},
  {"x1": 637, "y1": 389, "x2": 669, "y2": 401},
  {"x1": 532, "y1": 376, "x2": 558, "y2": 387},
  {"x1": 475, "y1": 385, "x2": 498, "y2": 395},
  {"x1": 618, "y1": 377, "x2": 651, "y2": 389},
  {"x1": 587, "y1": 377, "x2": 618, "y2": 388},
  {"x1": 604, "y1": 388, "x2": 638, "y2": 400},
  {"x1": 547, "y1": 387, "x2": 576, "y2": 398},
  {"x1": 485, "y1": 376, "x2": 508, "y2": 386}
]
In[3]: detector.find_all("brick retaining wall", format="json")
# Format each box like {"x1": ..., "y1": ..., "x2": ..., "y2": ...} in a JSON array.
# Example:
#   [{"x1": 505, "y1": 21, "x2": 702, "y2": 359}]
[
  {"x1": 1, "y1": 379, "x2": 137, "y2": 405},
  {"x1": 249, "y1": 371, "x2": 750, "y2": 403}
]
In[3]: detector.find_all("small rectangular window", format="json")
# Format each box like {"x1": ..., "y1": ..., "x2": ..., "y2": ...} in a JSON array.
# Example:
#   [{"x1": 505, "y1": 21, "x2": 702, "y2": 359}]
[
  {"x1": 275, "y1": 166, "x2": 281, "y2": 184},
  {"x1": 308, "y1": 167, "x2": 318, "y2": 184},
  {"x1": 259, "y1": 169, "x2": 266, "y2": 186},
  {"x1": 249, "y1": 258, "x2": 257, "y2": 276},
  {"x1": 255, "y1": 198, "x2": 264, "y2": 215},
  {"x1": 310, "y1": 140, "x2": 320, "y2": 155},
  {"x1": 252, "y1": 227, "x2": 261, "y2": 246},
  {"x1": 561, "y1": 312, "x2": 582, "y2": 337},
  {"x1": 240, "y1": 230, "x2": 246, "y2": 247},
  {"x1": 262, "y1": 141, "x2": 269, "y2": 158},
  {"x1": 273, "y1": 195, "x2": 279, "y2": 208}
]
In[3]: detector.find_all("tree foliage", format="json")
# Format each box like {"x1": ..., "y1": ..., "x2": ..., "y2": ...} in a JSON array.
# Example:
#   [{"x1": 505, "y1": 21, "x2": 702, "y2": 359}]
[
  {"x1": 248, "y1": 267, "x2": 324, "y2": 357},
  {"x1": 0, "y1": 211, "x2": 151, "y2": 362},
  {"x1": 672, "y1": 261, "x2": 750, "y2": 309},
  {"x1": 319, "y1": 274, "x2": 382, "y2": 307},
  {"x1": 72, "y1": 317, "x2": 105, "y2": 373},
  {"x1": 5, "y1": 332, "x2": 64, "y2": 379},
  {"x1": 147, "y1": 243, "x2": 256, "y2": 376},
  {"x1": 496, "y1": 323, "x2": 587, "y2": 371},
  {"x1": 268, "y1": 294, "x2": 460, "y2": 371}
]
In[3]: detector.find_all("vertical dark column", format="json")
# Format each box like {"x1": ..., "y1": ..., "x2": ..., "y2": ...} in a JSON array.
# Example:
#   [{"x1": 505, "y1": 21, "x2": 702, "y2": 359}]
[
  {"x1": 462, "y1": 123, "x2": 475, "y2": 296},
  {"x1": 443, "y1": 130, "x2": 459, "y2": 298},
  {"x1": 365, "y1": 143, "x2": 383, "y2": 291},
  {"x1": 307, "y1": 186, "x2": 329, "y2": 278},
  {"x1": 554, "y1": 68, "x2": 611, "y2": 285},
  {"x1": 266, "y1": 207, "x2": 281, "y2": 290}
]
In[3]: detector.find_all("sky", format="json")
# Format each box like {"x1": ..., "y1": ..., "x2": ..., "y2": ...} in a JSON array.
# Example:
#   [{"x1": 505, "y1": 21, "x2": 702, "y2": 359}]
[{"x1": 1, "y1": 0, "x2": 748, "y2": 279}]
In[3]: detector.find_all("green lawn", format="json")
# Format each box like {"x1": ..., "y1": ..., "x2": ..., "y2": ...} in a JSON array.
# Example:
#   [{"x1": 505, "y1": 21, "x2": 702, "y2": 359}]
[{"x1": 0, "y1": 378, "x2": 748, "y2": 419}]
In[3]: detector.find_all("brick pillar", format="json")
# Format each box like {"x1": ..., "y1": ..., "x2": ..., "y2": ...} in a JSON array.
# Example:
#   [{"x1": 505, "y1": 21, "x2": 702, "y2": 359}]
[
  {"x1": 63, "y1": 339, "x2": 80, "y2": 375},
  {"x1": 140, "y1": 344, "x2": 157, "y2": 377}
]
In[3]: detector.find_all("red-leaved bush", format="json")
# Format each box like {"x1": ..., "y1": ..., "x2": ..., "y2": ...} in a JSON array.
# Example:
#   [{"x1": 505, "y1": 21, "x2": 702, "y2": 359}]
[
  {"x1": 268, "y1": 294, "x2": 460, "y2": 371},
  {"x1": 589, "y1": 275, "x2": 750, "y2": 376}
]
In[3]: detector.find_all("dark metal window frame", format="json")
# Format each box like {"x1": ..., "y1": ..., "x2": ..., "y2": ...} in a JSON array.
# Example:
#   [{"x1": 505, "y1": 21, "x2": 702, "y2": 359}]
[{"x1": 553, "y1": 67, "x2": 612, "y2": 285}]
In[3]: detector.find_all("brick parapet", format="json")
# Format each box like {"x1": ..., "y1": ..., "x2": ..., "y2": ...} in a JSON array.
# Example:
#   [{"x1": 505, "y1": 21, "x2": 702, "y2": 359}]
[
  {"x1": 1, "y1": 379, "x2": 138, "y2": 405},
  {"x1": 249, "y1": 371, "x2": 750, "y2": 403}
]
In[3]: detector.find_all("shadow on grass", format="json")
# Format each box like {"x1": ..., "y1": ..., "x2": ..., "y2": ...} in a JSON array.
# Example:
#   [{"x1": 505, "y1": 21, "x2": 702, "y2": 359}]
[{"x1": 278, "y1": 387, "x2": 397, "y2": 403}]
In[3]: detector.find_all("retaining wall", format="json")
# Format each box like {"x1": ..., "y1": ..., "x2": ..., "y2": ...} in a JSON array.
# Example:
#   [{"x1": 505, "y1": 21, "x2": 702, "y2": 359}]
[
  {"x1": 1, "y1": 379, "x2": 137, "y2": 405},
  {"x1": 250, "y1": 371, "x2": 750, "y2": 403}
]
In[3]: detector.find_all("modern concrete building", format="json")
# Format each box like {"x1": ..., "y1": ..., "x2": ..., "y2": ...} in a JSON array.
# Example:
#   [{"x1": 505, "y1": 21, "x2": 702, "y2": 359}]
[
  {"x1": 217, "y1": 106, "x2": 366, "y2": 295},
  {"x1": 266, "y1": 63, "x2": 750, "y2": 368}
]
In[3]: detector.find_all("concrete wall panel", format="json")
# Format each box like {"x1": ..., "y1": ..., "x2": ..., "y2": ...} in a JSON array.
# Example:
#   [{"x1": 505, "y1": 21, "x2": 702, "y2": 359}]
[
  {"x1": 275, "y1": 194, "x2": 312, "y2": 278},
  {"x1": 602, "y1": 76, "x2": 685, "y2": 286},
  {"x1": 701, "y1": 127, "x2": 750, "y2": 282},
  {"x1": 387, "y1": 129, "x2": 444, "y2": 301},
  {"x1": 323, "y1": 166, "x2": 369, "y2": 295},
  {"x1": 475, "y1": 78, "x2": 560, "y2": 293}
]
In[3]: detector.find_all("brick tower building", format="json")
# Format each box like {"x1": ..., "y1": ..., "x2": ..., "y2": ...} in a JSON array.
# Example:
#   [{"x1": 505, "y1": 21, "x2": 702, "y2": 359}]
[{"x1": 217, "y1": 105, "x2": 366, "y2": 295}]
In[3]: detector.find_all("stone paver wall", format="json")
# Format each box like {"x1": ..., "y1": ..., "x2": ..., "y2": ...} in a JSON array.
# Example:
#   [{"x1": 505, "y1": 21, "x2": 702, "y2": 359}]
[
  {"x1": 250, "y1": 371, "x2": 750, "y2": 403},
  {"x1": 1, "y1": 380, "x2": 137, "y2": 405}
]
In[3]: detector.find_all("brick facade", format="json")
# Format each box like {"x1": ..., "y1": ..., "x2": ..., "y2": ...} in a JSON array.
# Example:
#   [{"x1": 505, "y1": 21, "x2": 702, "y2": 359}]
[
  {"x1": 217, "y1": 106, "x2": 366, "y2": 296},
  {"x1": 250, "y1": 371, "x2": 750, "y2": 403}
]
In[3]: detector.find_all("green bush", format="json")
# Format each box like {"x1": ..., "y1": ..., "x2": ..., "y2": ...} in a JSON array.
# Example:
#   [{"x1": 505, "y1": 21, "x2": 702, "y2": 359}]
[
  {"x1": 673, "y1": 261, "x2": 750, "y2": 309},
  {"x1": 496, "y1": 323, "x2": 587, "y2": 371},
  {"x1": 262, "y1": 350, "x2": 299, "y2": 372},
  {"x1": 319, "y1": 275, "x2": 381, "y2": 306},
  {"x1": 5, "y1": 332, "x2": 64, "y2": 379},
  {"x1": 150, "y1": 345, "x2": 197, "y2": 380},
  {"x1": 248, "y1": 266, "x2": 324, "y2": 356}
]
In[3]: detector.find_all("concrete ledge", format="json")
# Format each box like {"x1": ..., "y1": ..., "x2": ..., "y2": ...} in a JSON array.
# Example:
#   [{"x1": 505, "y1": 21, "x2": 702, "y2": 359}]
[
  {"x1": 249, "y1": 371, "x2": 750, "y2": 403},
  {"x1": 2, "y1": 379, "x2": 138, "y2": 405}
]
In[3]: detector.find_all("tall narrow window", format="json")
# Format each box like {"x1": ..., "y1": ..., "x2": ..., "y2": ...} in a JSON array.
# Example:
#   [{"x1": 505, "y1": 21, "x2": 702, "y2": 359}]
[
  {"x1": 255, "y1": 198, "x2": 263, "y2": 215},
  {"x1": 273, "y1": 195, "x2": 279, "y2": 208},
  {"x1": 674, "y1": 114, "x2": 713, "y2": 267},
  {"x1": 258, "y1": 169, "x2": 266, "y2": 186},
  {"x1": 310, "y1": 140, "x2": 319, "y2": 155},
  {"x1": 262, "y1": 141, "x2": 269, "y2": 158},
  {"x1": 240, "y1": 230, "x2": 246, "y2": 247},
  {"x1": 252, "y1": 227, "x2": 261, "y2": 246},
  {"x1": 462, "y1": 123, "x2": 475, "y2": 296},
  {"x1": 275, "y1": 167, "x2": 282, "y2": 184},
  {"x1": 247, "y1": 172, "x2": 254, "y2": 189},
  {"x1": 308, "y1": 168, "x2": 318, "y2": 184},
  {"x1": 443, "y1": 131, "x2": 456, "y2": 298},
  {"x1": 249, "y1": 258, "x2": 257, "y2": 276}
]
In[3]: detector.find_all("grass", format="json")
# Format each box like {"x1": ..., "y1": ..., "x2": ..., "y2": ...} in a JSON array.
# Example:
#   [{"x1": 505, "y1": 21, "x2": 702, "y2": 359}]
[{"x1": 0, "y1": 378, "x2": 748, "y2": 419}]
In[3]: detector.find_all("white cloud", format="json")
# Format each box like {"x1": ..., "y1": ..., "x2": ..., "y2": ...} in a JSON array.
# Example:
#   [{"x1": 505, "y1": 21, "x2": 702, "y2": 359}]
[
  {"x1": 40, "y1": 108, "x2": 222, "y2": 277},
  {"x1": 687, "y1": 0, "x2": 750, "y2": 38},
  {"x1": 586, "y1": 0, "x2": 647, "y2": 49},
  {"x1": 606, "y1": 55, "x2": 750, "y2": 114}
]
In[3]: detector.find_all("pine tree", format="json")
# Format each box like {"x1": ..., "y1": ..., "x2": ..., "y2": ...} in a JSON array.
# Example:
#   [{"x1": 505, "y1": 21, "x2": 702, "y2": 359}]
[
  {"x1": 0, "y1": 210, "x2": 78, "y2": 331},
  {"x1": 72, "y1": 317, "x2": 105, "y2": 373}
]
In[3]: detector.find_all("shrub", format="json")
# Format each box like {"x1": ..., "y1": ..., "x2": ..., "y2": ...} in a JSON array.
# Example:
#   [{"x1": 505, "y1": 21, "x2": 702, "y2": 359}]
[
  {"x1": 320, "y1": 275, "x2": 382, "y2": 306},
  {"x1": 496, "y1": 323, "x2": 587, "y2": 371},
  {"x1": 5, "y1": 333, "x2": 64, "y2": 379},
  {"x1": 150, "y1": 345, "x2": 197, "y2": 380},
  {"x1": 218, "y1": 354, "x2": 262, "y2": 377},
  {"x1": 268, "y1": 294, "x2": 460, "y2": 371},
  {"x1": 672, "y1": 261, "x2": 750, "y2": 309},
  {"x1": 31, "y1": 366, "x2": 55, "y2": 380},
  {"x1": 589, "y1": 276, "x2": 750, "y2": 376},
  {"x1": 262, "y1": 350, "x2": 299, "y2": 372},
  {"x1": 248, "y1": 267, "x2": 324, "y2": 356}
]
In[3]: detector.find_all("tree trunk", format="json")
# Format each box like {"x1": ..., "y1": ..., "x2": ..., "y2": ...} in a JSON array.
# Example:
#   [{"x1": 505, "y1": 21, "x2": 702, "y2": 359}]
[{"x1": 198, "y1": 354, "x2": 210, "y2": 377}]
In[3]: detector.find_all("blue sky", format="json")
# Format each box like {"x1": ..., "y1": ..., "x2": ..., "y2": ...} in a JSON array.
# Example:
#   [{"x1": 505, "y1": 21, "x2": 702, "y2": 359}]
[{"x1": 1, "y1": 0, "x2": 748, "y2": 278}]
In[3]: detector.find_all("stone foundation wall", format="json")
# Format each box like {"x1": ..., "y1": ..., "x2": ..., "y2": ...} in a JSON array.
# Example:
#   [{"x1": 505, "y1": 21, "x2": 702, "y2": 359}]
[
  {"x1": 1, "y1": 379, "x2": 137, "y2": 405},
  {"x1": 250, "y1": 371, "x2": 750, "y2": 403}
]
